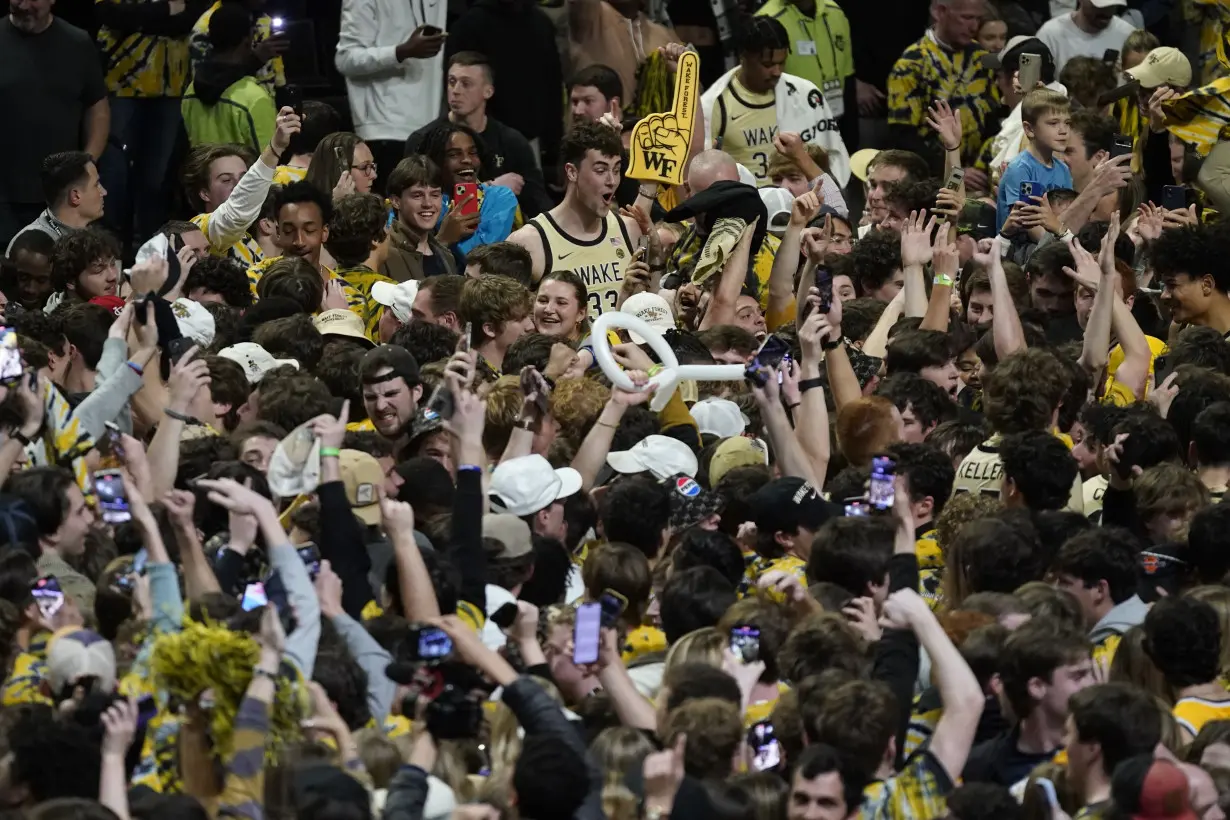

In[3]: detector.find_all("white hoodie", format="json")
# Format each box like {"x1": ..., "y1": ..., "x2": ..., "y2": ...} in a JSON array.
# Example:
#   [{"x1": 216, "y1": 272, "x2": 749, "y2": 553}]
[
  {"x1": 701, "y1": 66, "x2": 851, "y2": 188},
  {"x1": 335, "y1": 0, "x2": 448, "y2": 143}
]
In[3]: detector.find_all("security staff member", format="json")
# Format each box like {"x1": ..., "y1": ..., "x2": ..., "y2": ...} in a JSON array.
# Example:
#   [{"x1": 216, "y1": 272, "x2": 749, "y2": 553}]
[{"x1": 755, "y1": 0, "x2": 857, "y2": 151}]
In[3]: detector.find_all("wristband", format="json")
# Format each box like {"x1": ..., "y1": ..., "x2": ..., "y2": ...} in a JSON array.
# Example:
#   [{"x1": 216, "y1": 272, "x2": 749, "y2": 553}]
[
  {"x1": 821, "y1": 336, "x2": 844, "y2": 351},
  {"x1": 458, "y1": 464, "x2": 483, "y2": 472},
  {"x1": 320, "y1": 447, "x2": 341, "y2": 458},
  {"x1": 799, "y1": 377, "x2": 825, "y2": 393},
  {"x1": 125, "y1": 361, "x2": 144, "y2": 377},
  {"x1": 647, "y1": 364, "x2": 664, "y2": 377},
  {"x1": 253, "y1": 667, "x2": 278, "y2": 681},
  {"x1": 164, "y1": 407, "x2": 197, "y2": 424},
  {"x1": 933, "y1": 273, "x2": 954, "y2": 288}
]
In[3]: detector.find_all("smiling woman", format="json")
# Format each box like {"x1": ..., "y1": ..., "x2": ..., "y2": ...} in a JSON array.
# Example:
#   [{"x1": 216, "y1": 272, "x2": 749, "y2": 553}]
[{"x1": 534, "y1": 271, "x2": 589, "y2": 343}]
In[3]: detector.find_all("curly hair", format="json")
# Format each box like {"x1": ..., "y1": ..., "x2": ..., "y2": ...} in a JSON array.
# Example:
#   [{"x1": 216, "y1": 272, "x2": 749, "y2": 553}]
[
  {"x1": 255, "y1": 256, "x2": 323, "y2": 314},
  {"x1": 388, "y1": 320, "x2": 460, "y2": 368},
  {"x1": 550, "y1": 377, "x2": 611, "y2": 449},
  {"x1": 1144, "y1": 596, "x2": 1223, "y2": 689},
  {"x1": 325, "y1": 193, "x2": 388, "y2": 268},
  {"x1": 49, "y1": 228, "x2": 119, "y2": 293},
  {"x1": 560, "y1": 119, "x2": 623, "y2": 169},
  {"x1": 184, "y1": 256, "x2": 253, "y2": 308},
  {"x1": 848, "y1": 229, "x2": 902, "y2": 296},
  {"x1": 255, "y1": 372, "x2": 334, "y2": 431},
  {"x1": 999, "y1": 430, "x2": 1079, "y2": 511},
  {"x1": 1152, "y1": 223, "x2": 1230, "y2": 294},
  {"x1": 416, "y1": 121, "x2": 492, "y2": 185},
  {"x1": 982, "y1": 348, "x2": 1071, "y2": 435},
  {"x1": 778, "y1": 612, "x2": 869, "y2": 684}
]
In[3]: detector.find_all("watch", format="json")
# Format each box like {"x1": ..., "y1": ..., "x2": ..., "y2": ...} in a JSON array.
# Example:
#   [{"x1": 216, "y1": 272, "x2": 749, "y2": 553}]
[{"x1": 821, "y1": 335, "x2": 844, "y2": 351}]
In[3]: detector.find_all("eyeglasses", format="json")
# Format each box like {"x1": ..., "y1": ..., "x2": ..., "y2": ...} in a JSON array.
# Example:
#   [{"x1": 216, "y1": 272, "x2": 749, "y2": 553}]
[{"x1": 352, "y1": 162, "x2": 378, "y2": 175}]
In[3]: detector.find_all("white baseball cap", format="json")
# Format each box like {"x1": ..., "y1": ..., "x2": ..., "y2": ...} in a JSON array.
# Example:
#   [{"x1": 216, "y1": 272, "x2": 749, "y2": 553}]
[
  {"x1": 1089, "y1": 0, "x2": 1126, "y2": 6},
  {"x1": 607, "y1": 434, "x2": 698, "y2": 479},
  {"x1": 489, "y1": 454, "x2": 583, "y2": 516},
  {"x1": 371, "y1": 280, "x2": 420, "y2": 325},
  {"x1": 736, "y1": 164, "x2": 758, "y2": 188},
  {"x1": 690, "y1": 398, "x2": 749, "y2": 438},
  {"x1": 171, "y1": 297, "x2": 216, "y2": 348},
  {"x1": 620, "y1": 292, "x2": 675, "y2": 344},
  {"x1": 760, "y1": 187, "x2": 795, "y2": 237},
  {"x1": 218, "y1": 342, "x2": 299, "y2": 384}
]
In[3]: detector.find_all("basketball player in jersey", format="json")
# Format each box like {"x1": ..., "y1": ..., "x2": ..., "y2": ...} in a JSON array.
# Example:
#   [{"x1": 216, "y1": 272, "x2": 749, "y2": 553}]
[
  {"x1": 509, "y1": 121, "x2": 646, "y2": 317},
  {"x1": 699, "y1": 17, "x2": 850, "y2": 188}
]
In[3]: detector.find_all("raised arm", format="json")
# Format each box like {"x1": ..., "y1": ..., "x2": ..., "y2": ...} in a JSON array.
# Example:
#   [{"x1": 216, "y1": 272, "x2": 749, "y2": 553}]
[
  {"x1": 202, "y1": 109, "x2": 297, "y2": 249},
  {"x1": 796, "y1": 304, "x2": 832, "y2": 489},
  {"x1": 920, "y1": 237, "x2": 958, "y2": 332},
  {"x1": 769, "y1": 187, "x2": 823, "y2": 325},
  {"x1": 145, "y1": 347, "x2": 209, "y2": 498},
  {"x1": 698, "y1": 220, "x2": 757, "y2": 331},
  {"x1": 898, "y1": 211, "x2": 936, "y2": 319},
  {"x1": 162, "y1": 490, "x2": 221, "y2": 601},
  {"x1": 980, "y1": 237, "x2": 1026, "y2": 359}
]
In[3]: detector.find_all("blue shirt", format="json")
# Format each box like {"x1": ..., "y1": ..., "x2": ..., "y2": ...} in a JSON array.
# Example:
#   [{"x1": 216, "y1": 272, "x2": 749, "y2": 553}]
[{"x1": 996, "y1": 148, "x2": 1074, "y2": 232}]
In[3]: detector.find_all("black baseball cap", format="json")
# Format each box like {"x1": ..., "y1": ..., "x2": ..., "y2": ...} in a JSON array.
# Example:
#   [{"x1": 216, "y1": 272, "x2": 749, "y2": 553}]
[
  {"x1": 984, "y1": 36, "x2": 1054, "y2": 75},
  {"x1": 748, "y1": 477, "x2": 840, "y2": 536},
  {"x1": 360, "y1": 344, "x2": 421, "y2": 387}
]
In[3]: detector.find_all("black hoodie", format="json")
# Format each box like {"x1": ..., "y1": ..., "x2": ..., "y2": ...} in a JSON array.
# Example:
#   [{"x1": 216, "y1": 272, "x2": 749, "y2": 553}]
[
  {"x1": 192, "y1": 57, "x2": 255, "y2": 105},
  {"x1": 444, "y1": 0, "x2": 564, "y2": 168}
]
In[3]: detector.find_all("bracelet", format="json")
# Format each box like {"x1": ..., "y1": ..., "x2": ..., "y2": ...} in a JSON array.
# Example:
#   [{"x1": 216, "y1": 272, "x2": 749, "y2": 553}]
[
  {"x1": 933, "y1": 273, "x2": 954, "y2": 288},
  {"x1": 787, "y1": 402, "x2": 801, "y2": 410},
  {"x1": 514, "y1": 419, "x2": 533, "y2": 430},
  {"x1": 125, "y1": 361, "x2": 144, "y2": 377},
  {"x1": 638, "y1": 184, "x2": 658, "y2": 198},
  {"x1": 253, "y1": 667, "x2": 278, "y2": 681},
  {"x1": 821, "y1": 336, "x2": 844, "y2": 351},
  {"x1": 596, "y1": 420, "x2": 619, "y2": 429},
  {"x1": 942, "y1": 142, "x2": 959, "y2": 152},
  {"x1": 320, "y1": 447, "x2": 341, "y2": 458},
  {"x1": 799, "y1": 377, "x2": 825, "y2": 393},
  {"x1": 163, "y1": 407, "x2": 197, "y2": 424},
  {"x1": 647, "y1": 364, "x2": 664, "y2": 377}
]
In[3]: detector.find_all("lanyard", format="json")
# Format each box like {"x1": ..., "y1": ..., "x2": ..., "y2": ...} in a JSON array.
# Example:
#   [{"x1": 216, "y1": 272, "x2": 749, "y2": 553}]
[{"x1": 796, "y1": 3, "x2": 838, "y2": 81}]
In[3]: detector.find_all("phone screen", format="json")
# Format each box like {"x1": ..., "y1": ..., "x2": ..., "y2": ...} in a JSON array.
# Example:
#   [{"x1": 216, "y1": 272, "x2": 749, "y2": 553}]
[
  {"x1": 816, "y1": 268, "x2": 833, "y2": 314},
  {"x1": 869, "y1": 456, "x2": 896, "y2": 511},
  {"x1": 417, "y1": 627, "x2": 453, "y2": 660},
  {"x1": 729, "y1": 624, "x2": 761, "y2": 664},
  {"x1": 240, "y1": 582, "x2": 268, "y2": 611},
  {"x1": 94, "y1": 470, "x2": 132, "y2": 524},
  {"x1": 0, "y1": 328, "x2": 23, "y2": 385},
  {"x1": 753, "y1": 335, "x2": 790, "y2": 370},
  {"x1": 32, "y1": 576, "x2": 63, "y2": 619},
  {"x1": 573, "y1": 602, "x2": 602, "y2": 665},
  {"x1": 296, "y1": 544, "x2": 321, "y2": 580},
  {"x1": 599, "y1": 591, "x2": 626, "y2": 628},
  {"x1": 749, "y1": 721, "x2": 782, "y2": 771}
]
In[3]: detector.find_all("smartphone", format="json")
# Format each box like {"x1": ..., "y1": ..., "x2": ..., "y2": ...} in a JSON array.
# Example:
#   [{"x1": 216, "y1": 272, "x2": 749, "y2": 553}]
[
  {"x1": 98, "y1": 421, "x2": 124, "y2": 468},
  {"x1": 454, "y1": 182, "x2": 479, "y2": 217},
  {"x1": 419, "y1": 24, "x2": 443, "y2": 36},
  {"x1": 1163, "y1": 185, "x2": 1187, "y2": 211},
  {"x1": 412, "y1": 625, "x2": 453, "y2": 661},
  {"x1": 296, "y1": 543, "x2": 321, "y2": 580},
  {"x1": 1033, "y1": 778, "x2": 1062, "y2": 814},
  {"x1": 729, "y1": 624, "x2": 761, "y2": 664},
  {"x1": 136, "y1": 291, "x2": 155, "y2": 325},
  {"x1": 869, "y1": 455, "x2": 896, "y2": 511},
  {"x1": 94, "y1": 469, "x2": 132, "y2": 524},
  {"x1": 270, "y1": 15, "x2": 285, "y2": 33},
  {"x1": 1018, "y1": 181, "x2": 1037, "y2": 204},
  {"x1": 816, "y1": 267, "x2": 833, "y2": 315},
  {"x1": 753, "y1": 334, "x2": 790, "y2": 370},
  {"x1": 136, "y1": 694, "x2": 158, "y2": 729},
  {"x1": 131, "y1": 547, "x2": 148, "y2": 576},
  {"x1": 844, "y1": 500, "x2": 870, "y2": 517},
  {"x1": 749, "y1": 721, "x2": 782, "y2": 772},
  {"x1": 240, "y1": 582, "x2": 268, "y2": 611},
  {"x1": 573, "y1": 602, "x2": 602, "y2": 665},
  {"x1": 0, "y1": 328, "x2": 23, "y2": 385},
  {"x1": 490, "y1": 601, "x2": 519, "y2": 629},
  {"x1": 599, "y1": 589, "x2": 627, "y2": 629},
  {"x1": 281, "y1": 83, "x2": 303, "y2": 118},
  {"x1": 1097, "y1": 80, "x2": 1140, "y2": 107},
  {"x1": 1102, "y1": 48, "x2": 1120, "y2": 64},
  {"x1": 1112, "y1": 133, "x2": 1133, "y2": 159},
  {"x1": 946, "y1": 168, "x2": 965, "y2": 191},
  {"x1": 1018, "y1": 53, "x2": 1041, "y2": 92},
  {"x1": 167, "y1": 337, "x2": 195, "y2": 366},
  {"x1": 634, "y1": 235, "x2": 650, "y2": 261},
  {"x1": 459, "y1": 322, "x2": 472, "y2": 355},
  {"x1": 426, "y1": 385, "x2": 456, "y2": 420},
  {"x1": 32, "y1": 576, "x2": 63, "y2": 620}
]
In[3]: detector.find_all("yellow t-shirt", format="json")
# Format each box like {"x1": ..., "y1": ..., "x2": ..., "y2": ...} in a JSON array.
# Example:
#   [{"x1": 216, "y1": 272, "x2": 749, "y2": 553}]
[
  {"x1": 191, "y1": 212, "x2": 264, "y2": 268},
  {"x1": 1174, "y1": 696, "x2": 1230, "y2": 736},
  {"x1": 715, "y1": 75, "x2": 778, "y2": 186},
  {"x1": 745, "y1": 681, "x2": 791, "y2": 727}
]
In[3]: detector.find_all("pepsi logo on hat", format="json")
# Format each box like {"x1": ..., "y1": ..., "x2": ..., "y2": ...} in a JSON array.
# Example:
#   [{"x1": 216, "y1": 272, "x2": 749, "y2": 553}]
[{"x1": 676, "y1": 476, "x2": 700, "y2": 497}]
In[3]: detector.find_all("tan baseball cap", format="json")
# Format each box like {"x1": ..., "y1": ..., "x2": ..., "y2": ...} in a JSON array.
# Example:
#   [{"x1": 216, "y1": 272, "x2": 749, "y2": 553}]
[
  {"x1": 314, "y1": 309, "x2": 375, "y2": 348},
  {"x1": 1126, "y1": 46, "x2": 1192, "y2": 89},
  {"x1": 339, "y1": 449, "x2": 383, "y2": 525}
]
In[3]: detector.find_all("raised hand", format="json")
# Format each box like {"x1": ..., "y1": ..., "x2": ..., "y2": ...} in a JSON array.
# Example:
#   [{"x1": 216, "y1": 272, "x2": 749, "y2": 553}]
[
  {"x1": 925, "y1": 99, "x2": 962, "y2": 152},
  {"x1": 900, "y1": 210, "x2": 938, "y2": 268}
]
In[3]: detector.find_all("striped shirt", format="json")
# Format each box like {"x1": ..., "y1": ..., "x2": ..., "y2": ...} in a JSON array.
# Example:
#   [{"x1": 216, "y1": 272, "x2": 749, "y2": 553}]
[{"x1": 96, "y1": 0, "x2": 193, "y2": 97}]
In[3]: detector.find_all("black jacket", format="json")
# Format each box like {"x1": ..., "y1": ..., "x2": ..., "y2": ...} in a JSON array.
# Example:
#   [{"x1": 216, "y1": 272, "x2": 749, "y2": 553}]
[
  {"x1": 406, "y1": 114, "x2": 553, "y2": 217},
  {"x1": 191, "y1": 58, "x2": 255, "y2": 105},
  {"x1": 444, "y1": 0, "x2": 563, "y2": 167}
]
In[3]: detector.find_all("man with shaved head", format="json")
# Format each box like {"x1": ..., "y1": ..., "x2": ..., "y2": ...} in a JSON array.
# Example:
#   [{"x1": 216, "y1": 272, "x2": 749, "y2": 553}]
[{"x1": 687, "y1": 149, "x2": 741, "y2": 194}]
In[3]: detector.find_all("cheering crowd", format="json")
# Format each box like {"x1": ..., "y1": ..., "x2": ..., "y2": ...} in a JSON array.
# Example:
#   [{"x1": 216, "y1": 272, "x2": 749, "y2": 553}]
[{"x1": 10, "y1": 0, "x2": 1230, "y2": 817}]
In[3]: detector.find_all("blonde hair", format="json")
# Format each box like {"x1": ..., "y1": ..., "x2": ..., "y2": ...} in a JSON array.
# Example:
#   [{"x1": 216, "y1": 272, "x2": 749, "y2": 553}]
[
  {"x1": 1135, "y1": 462, "x2": 1210, "y2": 521},
  {"x1": 355, "y1": 727, "x2": 402, "y2": 789},
  {"x1": 590, "y1": 726, "x2": 656, "y2": 781},
  {"x1": 663, "y1": 626, "x2": 725, "y2": 676},
  {"x1": 551, "y1": 378, "x2": 611, "y2": 449},
  {"x1": 1022, "y1": 88, "x2": 1071, "y2": 126}
]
